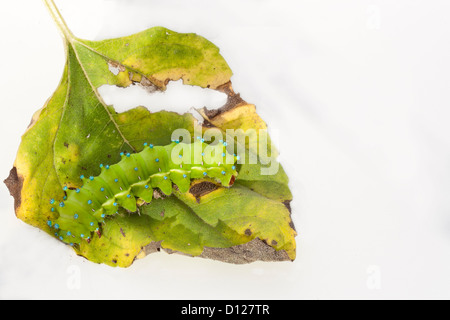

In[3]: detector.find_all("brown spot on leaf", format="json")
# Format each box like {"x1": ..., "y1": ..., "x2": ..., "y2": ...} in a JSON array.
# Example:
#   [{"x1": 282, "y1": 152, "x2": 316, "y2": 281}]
[
  {"x1": 153, "y1": 189, "x2": 165, "y2": 199},
  {"x1": 201, "y1": 119, "x2": 216, "y2": 128},
  {"x1": 164, "y1": 78, "x2": 170, "y2": 86},
  {"x1": 201, "y1": 81, "x2": 246, "y2": 119},
  {"x1": 189, "y1": 181, "x2": 219, "y2": 201},
  {"x1": 203, "y1": 93, "x2": 245, "y2": 119},
  {"x1": 200, "y1": 238, "x2": 291, "y2": 264},
  {"x1": 141, "y1": 241, "x2": 163, "y2": 256},
  {"x1": 120, "y1": 228, "x2": 126, "y2": 237},
  {"x1": 245, "y1": 229, "x2": 252, "y2": 236},
  {"x1": 108, "y1": 60, "x2": 126, "y2": 74},
  {"x1": 229, "y1": 175, "x2": 236, "y2": 186},
  {"x1": 140, "y1": 76, "x2": 159, "y2": 93},
  {"x1": 283, "y1": 200, "x2": 291, "y2": 212},
  {"x1": 140, "y1": 239, "x2": 292, "y2": 264},
  {"x1": 4, "y1": 167, "x2": 23, "y2": 214}
]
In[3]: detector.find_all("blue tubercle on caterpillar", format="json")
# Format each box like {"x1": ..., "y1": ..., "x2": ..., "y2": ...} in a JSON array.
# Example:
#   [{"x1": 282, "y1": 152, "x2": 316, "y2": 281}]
[{"x1": 48, "y1": 140, "x2": 238, "y2": 245}]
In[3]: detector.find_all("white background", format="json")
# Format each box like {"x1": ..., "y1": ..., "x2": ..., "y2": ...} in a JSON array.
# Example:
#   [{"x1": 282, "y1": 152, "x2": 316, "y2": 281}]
[{"x1": 1, "y1": 0, "x2": 450, "y2": 299}]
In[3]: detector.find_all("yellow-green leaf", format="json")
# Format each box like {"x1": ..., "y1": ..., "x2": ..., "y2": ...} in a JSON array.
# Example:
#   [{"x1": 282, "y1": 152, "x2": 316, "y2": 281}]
[{"x1": 6, "y1": 0, "x2": 296, "y2": 267}]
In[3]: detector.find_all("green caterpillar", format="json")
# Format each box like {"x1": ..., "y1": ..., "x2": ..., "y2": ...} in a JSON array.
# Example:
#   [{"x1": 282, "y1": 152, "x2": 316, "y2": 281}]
[{"x1": 47, "y1": 140, "x2": 238, "y2": 246}]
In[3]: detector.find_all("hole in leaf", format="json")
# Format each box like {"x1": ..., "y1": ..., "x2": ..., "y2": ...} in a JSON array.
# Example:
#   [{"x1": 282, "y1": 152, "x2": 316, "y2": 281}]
[{"x1": 98, "y1": 80, "x2": 227, "y2": 114}]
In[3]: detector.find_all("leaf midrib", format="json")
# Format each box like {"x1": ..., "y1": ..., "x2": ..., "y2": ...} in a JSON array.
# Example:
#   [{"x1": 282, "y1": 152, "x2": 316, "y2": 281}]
[
  {"x1": 44, "y1": 0, "x2": 134, "y2": 154},
  {"x1": 66, "y1": 41, "x2": 134, "y2": 152}
]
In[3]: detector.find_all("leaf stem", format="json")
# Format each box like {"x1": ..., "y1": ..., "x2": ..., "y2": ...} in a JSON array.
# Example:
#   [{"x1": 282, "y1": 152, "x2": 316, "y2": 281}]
[{"x1": 42, "y1": 0, "x2": 75, "y2": 42}]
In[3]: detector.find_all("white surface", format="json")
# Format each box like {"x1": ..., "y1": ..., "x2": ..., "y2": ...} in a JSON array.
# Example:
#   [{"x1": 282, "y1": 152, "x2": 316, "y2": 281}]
[{"x1": 1, "y1": 0, "x2": 450, "y2": 300}]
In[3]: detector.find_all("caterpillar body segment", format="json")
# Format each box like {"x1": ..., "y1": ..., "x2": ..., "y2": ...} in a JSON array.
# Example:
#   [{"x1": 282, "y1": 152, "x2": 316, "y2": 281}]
[{"x1": 48, "y1": 141, "x2": 238, "y2": 246}]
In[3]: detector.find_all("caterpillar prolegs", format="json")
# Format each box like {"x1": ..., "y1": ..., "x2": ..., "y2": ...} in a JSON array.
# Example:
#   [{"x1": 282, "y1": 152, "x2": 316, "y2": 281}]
[{"x1": 48, "y1": 140, "x2": 238, "y2": 246}]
